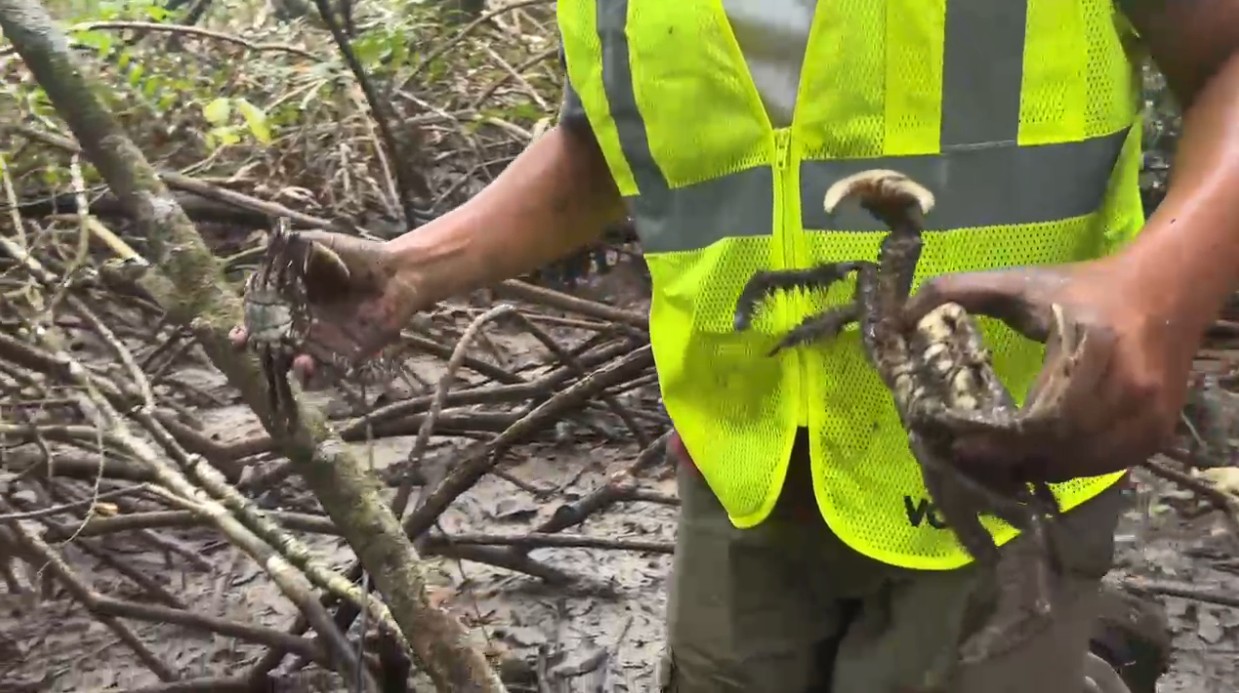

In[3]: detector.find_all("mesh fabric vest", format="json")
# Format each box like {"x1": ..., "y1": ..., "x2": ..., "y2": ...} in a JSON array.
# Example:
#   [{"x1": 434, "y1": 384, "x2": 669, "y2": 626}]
[{"x1": 558, "y1": 0, "x2": 1145, "y2": 570}]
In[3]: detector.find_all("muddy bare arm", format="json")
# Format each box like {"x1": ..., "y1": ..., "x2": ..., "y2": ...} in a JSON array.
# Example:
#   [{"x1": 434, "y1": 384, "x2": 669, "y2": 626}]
[
  {"x1": 385, "y1": 122, "x2": 628, "y2": 310},
  {"x1": 231, "y1": 80, "x2": 626, "y2": 374},
  {"x1": 1115, "y1": 0, "x2": 1239, "y2": 337}
]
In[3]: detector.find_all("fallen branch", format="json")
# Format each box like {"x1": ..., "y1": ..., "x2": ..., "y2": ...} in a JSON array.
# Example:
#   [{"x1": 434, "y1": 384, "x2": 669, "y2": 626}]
[
  {"x1": 1120, "y1": 575, "x2": 1239, "y2": 610},
  {"x1": 9, "y1": 124, "x2": 385, "y2": 240},
  {"x1": 1, "y1": 502, "x2": 178, "y2": 681},
  {"x1": 0, "y1": 2, "x2": 506, "y2": 689},
  {"x1": 1140, "y1": 455, "x2": 1239, "y2": 535}
]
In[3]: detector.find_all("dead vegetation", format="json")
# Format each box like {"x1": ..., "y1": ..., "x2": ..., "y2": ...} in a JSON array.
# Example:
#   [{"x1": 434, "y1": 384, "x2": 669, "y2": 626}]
[{"x1": 0, "y1": 1, "x2": 1236, "y2": 691}]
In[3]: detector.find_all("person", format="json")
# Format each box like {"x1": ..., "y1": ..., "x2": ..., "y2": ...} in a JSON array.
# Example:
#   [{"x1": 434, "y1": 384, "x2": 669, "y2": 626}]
[{"x1": 232, "y1": 0, "x2": 1239, "y2": 690}]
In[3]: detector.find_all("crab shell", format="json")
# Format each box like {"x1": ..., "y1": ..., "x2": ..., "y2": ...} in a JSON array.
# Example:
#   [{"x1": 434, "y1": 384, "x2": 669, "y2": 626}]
[
  {"x1": 241, "y1": 228, "x2": 350, "y2": 351},
  {"x1": 243, "y1": 274, "x2": 299, "y2": 347}
]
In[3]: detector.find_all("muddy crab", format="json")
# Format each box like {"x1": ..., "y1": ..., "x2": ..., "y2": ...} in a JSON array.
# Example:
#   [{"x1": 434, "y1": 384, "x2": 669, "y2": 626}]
[
  {"x1": 241, "y1": 220, "x2": 374, "y2": 426},
  {"x1": 733, "y1": 169, "x2": 1094, "y2": 663}
]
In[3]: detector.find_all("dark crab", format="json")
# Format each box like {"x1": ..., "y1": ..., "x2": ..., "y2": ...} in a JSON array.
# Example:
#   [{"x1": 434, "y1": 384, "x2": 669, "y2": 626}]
[
  {"x1": 733, "y1": 169, "x2": 1091, "y2": 663},
  {"x1": 242, "y1": 220, "x2": 353, "y2": 427}
]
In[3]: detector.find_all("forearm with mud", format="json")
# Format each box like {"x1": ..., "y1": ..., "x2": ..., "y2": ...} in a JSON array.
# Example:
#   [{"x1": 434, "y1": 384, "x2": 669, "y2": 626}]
[
  {"x1": 386, "y1": 125, "x2": 627, "y2": 307},
  {"x1": 1121, "y1": 50, "x2": 1239, "y2": 336},
  {"x1": 1118, "y1": 2, "x2": 1239, "y2": 334}
]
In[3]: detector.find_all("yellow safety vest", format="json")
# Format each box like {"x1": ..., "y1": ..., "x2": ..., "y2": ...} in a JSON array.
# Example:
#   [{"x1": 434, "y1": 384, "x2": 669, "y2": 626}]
[{"x1": 558, "y1": 0, "x2": 1144, "y2": 570}]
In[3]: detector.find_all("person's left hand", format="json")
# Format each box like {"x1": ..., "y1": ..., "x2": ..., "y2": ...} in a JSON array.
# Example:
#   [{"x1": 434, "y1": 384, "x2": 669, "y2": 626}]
[{"x1": 902, "y1": 257, "x2": 1201, "y2": 484}]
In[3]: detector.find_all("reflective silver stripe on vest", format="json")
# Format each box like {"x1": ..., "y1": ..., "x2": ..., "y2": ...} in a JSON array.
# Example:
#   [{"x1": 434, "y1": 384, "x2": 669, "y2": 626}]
[
  {"x1": 623, "y1": 168, "x2": 774, "y2": 254},
  {"x1": 941, "y1": 0, "x2": 1027, "y2": 148},
  {"x1": 809, "y1": 0, "x2": 1123, "y2": 233},
  {"x1": 594, "y1": 0, "x2": 1126, "y2": 253},
  {"x1": 597, "y1": 0, "x2": 660, "y2": 198},
  {"x1": 598, "y1": 0, "x2": 774, "y2": 254}
]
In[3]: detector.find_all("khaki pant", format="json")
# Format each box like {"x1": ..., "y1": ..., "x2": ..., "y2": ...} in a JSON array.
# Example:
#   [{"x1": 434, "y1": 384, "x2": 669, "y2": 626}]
[{"x1": 658, "y1": 434, "x2": 1125, "y2": 693}]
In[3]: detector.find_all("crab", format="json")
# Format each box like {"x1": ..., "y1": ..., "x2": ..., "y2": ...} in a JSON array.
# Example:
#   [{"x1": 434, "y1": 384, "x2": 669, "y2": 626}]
[
  {"x1": 733, "y1": 169, "x2": 1093, "y2": 663},
  {"x1": 242, "y1": 220, "x2": 355, "y2": 427}
]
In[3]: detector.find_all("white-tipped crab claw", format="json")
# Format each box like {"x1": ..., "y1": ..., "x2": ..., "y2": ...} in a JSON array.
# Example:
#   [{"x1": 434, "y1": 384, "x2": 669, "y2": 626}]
[{"x1": 822, "y1": 168, "x2": 937, "y2": 217}]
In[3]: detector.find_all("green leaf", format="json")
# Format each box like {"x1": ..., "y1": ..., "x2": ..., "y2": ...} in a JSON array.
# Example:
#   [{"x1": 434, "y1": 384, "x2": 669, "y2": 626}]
[
  {"x1": 41, "y1": 167, "x2": 64, "y2": 187},
  {"x1": 234, "y1": 98, "x2": 272, "y2": 144},
  {"x1": 127, "y1": 63, "x2": 145, "y2": 87},
  {"x1": 72, "y1": 29, "x2": 113, "y2": 55},
  {"x1": 212, "y1": 126, "x2": 241, "y2": 147},
  {"x1": 95, "y1": 0, "x2": 123, "y2": 20},
  {"x1": 202, "y1": 97, "x2": 232, "y2": 126},
  {"x1": 393, "y1": 40, "x2": 411, "y2": 66},
  {"x1": 506, "y1": 101, "x2": 544, "y2": 123},
  {"x1": 351, "y1": 34, "x2": 385, "y2": 65},
  {"x1": 206, "y1": 125, "x2": 242, "y2": 151}
]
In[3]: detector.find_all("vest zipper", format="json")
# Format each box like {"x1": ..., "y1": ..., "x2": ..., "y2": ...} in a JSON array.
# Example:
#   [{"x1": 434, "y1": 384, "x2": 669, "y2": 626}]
[
  {"x1": 772, "y1": 127, "x2": 809, "y2": 426},
  {"x1": 775, "y1": 129, "x2": 792, "y2": 169},
  {"x1": 773, "y1": 127, "x2": 793, "y2": 269}
]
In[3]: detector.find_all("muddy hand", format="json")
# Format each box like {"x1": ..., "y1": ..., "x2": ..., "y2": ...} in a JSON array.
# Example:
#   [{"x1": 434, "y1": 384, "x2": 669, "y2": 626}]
[
  {"x1": 230, "y1": 230, "x2": 422, "y2": 382},
  {"x1": 902, "y1": 259, "x2": 1192, "y2": 483}
]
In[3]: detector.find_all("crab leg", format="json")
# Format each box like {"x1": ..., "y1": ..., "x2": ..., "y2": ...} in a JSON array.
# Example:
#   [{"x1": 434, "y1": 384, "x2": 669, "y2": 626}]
[
  {"x1": 733, "y1": 262, "x2": 869, "y2": 331},
  {"x1": 767, "y1": 303, "x2": 862, "y2": 354}
]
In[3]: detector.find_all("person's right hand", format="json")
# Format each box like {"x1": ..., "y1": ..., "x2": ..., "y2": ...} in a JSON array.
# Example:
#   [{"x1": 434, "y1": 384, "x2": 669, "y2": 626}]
[{"x1": 229, "y1": 230, "x2": 424, "y2": 383}]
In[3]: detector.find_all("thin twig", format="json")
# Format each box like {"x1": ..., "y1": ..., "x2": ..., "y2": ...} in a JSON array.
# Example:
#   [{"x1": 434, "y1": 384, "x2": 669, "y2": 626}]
[{"x1": 0, "y1": 483, "x2": 150, "y2": 521}]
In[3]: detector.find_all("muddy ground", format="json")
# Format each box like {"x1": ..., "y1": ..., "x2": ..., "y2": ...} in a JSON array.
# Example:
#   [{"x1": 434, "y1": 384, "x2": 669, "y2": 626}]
[{"x1": 2, "y1": 274, "x2": 1238, "y2": 693}]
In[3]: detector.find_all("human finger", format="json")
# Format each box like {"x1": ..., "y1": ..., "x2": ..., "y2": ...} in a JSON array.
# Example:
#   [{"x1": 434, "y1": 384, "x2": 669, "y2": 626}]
[
  {"x1": 1034, "y1": 410, "x2": 1157, "y2": 481},
  {"x1": 291, "y1": 353, "x2": 317, "y2": 384},
  {"x1": 1024, "y1": 320, "x2": 1119, "y2": 436},
  {"x1": 952, "y1": 433, "x2": 1075, "y2": 485},
  {"x1": 1076, "y1": 396, "x2": 1175, "y2": 472},
  {"x1": 904, "y1": 269, "x2": 1056, "y2": 342},
  {"x1": 229, "y1": 326, "x2": 249, "y2": 349},
  {"x1": 944, "y1": 307, "x2": 1120, "y2": 466},
  {"x1": 294, "y1": 229, "x2": 360, "y2": 247},
  {"x1": 953, "y1": 377, "x2": 1149, "y2": 484},
  {"x1": 294, "y1": 230, "x2": 382, "y2": 265}
]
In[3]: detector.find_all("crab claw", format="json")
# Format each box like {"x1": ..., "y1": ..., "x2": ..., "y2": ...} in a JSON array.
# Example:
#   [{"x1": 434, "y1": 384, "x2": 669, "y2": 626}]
[
  {"x1": 278, "y1": 230, "x2": 354, "y2": 305},
  {"x1": 303, "y1": 238, "x2": 351, "y2": 286},
  {"x1": 1022, "y1": 303, "x2": 1088, "y2": 421},
  {"x1": 822, "y1": 168, "x2": 936, "y2": 220}
]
